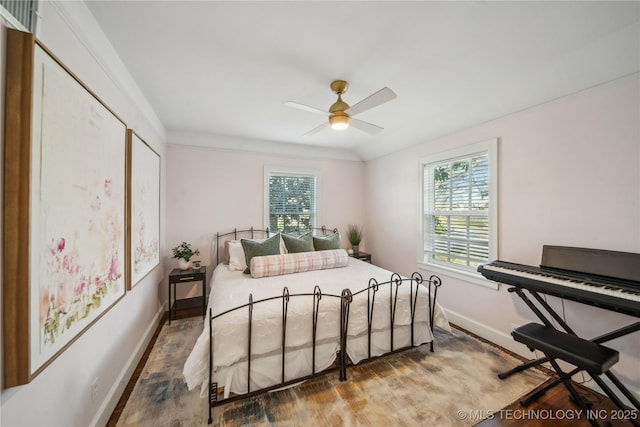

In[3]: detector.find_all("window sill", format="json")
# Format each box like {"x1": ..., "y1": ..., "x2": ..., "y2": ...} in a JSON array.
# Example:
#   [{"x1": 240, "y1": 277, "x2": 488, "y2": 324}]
[{"x1": 416, "y1": 262, "x2": 499, "y2": 290}]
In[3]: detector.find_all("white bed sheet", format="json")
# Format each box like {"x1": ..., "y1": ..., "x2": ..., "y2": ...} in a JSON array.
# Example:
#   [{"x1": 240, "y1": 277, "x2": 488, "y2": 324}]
[{"x1": 183, "y1": 257, "x2": 450, "y2": 397}]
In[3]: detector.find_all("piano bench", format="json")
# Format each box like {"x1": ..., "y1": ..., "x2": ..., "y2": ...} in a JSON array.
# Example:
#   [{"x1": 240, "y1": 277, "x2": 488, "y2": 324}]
[{"x1": 512, "y1": 323, "x2": 619, "y2": 375}]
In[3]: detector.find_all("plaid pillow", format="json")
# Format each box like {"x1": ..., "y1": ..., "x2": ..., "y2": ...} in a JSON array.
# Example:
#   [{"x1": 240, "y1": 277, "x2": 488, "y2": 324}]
[{"x1": 250, "y1": 249, "x2": 348, "y2": 278}]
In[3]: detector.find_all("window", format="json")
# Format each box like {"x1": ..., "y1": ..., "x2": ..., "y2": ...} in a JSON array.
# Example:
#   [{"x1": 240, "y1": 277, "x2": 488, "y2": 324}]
[
  {"x1": 265, "y1": 167, "x2": 318, "y2": 233},
  {"x1": 419, "y1": 139, "x2": 498, "y2": 286},
  {"x1": 1, "y1": 0, "x2": 39, "y2": 33}
]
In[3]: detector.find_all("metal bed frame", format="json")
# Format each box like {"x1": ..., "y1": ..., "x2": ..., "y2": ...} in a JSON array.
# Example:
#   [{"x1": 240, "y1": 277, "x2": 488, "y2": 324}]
[
  {"x1": 206, "y1": 227, "x2": 442, "y2": 424},
  {"x1": 213, "y1": 226, "x2": 338, "y2": 265}
]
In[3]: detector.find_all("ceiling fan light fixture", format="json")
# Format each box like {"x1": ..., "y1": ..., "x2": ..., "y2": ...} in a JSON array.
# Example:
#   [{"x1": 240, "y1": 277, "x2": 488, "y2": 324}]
[
  {"x1": 285, "y1": 79, "x2": 396, "y2": 136},
  {"x1": 329, "y1": 114, "x2": 350, "y2": 130}
]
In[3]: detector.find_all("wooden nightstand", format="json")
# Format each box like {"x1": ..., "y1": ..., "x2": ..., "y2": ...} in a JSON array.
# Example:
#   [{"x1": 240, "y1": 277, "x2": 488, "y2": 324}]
[
  {"x1": 351, "y1": 251, "x2": 372, "y2": 263},
  {"x1": 168, "y1": 266, "x2": 207, "y2": 324}
]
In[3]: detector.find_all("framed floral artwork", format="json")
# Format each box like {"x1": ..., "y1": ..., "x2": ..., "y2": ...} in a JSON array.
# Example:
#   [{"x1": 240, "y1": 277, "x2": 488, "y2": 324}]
[
  {"x1": 128, "y1": 130, "x2": 160, "y2": 288},
  {"x1": 3, "y1": 30, "x2": 127, "y2": 386}
]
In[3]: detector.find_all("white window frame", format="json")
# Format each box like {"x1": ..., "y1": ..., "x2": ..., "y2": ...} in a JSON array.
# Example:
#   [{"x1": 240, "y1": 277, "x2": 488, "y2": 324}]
[
  {"x1": 1, "y1": 0, "x2": 40, "y2": 33},
  {"x1": 264, "y1": 166, "x2": 320, "y2": 233},
  {"x1": 418, "y1": 138, "x2": 499, "y2": 289}
]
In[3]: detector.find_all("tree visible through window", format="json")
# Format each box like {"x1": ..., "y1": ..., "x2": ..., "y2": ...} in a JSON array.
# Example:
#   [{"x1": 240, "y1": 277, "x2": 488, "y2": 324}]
[
  {"x1": 421, "y1": 139, "x2": 497, "y2": 274},
  {"x1": 268, "y1": 174, "x2": 316, "y2": 233}
]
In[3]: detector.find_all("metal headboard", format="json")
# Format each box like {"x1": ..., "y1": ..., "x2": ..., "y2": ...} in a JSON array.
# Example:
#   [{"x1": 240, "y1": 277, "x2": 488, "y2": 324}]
[{"x1": 212, "y1": 226, "x2": 338, "y2": 266}]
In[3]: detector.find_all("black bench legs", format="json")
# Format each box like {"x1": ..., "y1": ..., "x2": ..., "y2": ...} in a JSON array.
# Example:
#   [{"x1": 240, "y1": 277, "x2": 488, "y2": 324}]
[{"x1": 509, "y1": 323, "x2": 638, "y2": 427}]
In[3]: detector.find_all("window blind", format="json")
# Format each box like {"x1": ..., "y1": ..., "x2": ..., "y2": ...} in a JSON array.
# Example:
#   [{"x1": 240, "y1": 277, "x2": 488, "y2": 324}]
[
  {"x1": 424, "y1": 154, "x2": 490, "y2": 269},
  {"x1": 1, "y1": 0, "x2": 38, "y2": 32},
  {"x1": 268, "y1": 174, "x2": 316, "y2": 233}
]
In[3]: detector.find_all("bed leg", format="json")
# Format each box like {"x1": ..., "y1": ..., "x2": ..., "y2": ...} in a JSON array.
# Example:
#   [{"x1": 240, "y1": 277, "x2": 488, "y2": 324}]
[
  {"x1": 339, "y1": 289, "x2": 352, "y2": 382},
  {"x1": 430, "y1": 341, "x2": 434, "y2": 352},
  {"x1": 338, "y1": 351, "x2": 348, "y2": 381}
]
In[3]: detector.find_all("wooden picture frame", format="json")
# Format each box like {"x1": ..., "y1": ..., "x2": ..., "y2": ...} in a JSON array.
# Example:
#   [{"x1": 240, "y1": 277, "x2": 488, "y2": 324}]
[
  {"x1": 128, "y1": 130, "x2": 160, "y2": 289},
  {"x1": 3, "y1": 30, "x2": 128, "y2": 387}
]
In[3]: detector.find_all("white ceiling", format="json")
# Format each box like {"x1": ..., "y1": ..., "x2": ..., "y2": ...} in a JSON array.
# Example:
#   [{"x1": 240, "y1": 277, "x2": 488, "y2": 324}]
[{"x1": 85, "y1": 1, "x2": 639, "y2": 161}]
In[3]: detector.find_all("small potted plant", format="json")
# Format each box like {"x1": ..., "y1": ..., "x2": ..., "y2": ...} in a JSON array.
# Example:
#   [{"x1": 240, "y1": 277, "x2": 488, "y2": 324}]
[
  {"x1": 172, "y1": 241, "x2": 200, "y2": 270},
  {"x1": 347, "y1": 224, "x2": 363, "y2": 254}
]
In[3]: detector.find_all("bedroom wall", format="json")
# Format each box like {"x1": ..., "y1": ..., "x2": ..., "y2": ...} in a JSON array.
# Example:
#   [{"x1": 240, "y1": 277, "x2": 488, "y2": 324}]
[
  {"x1": 1, "y1": 2, "x2": 167, "y2": 426},
  {"x1": 164, "y1": 142, "x2": 366, "y2": 287},
  {"x1": 364, "y1": 73, "x2": 640, "y2": 399}
]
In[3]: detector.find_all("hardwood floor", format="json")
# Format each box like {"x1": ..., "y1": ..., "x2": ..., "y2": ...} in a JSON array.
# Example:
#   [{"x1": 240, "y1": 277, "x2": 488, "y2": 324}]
[
  {"x1": 108, "y1": 314, "x2": 632, "y2": 427},
  {"x1": 474, "y1": 380, "x2": 629, "y2": 427},
  {"x1": 462, "y1": 325, "x2": 635, "y2": 427}
]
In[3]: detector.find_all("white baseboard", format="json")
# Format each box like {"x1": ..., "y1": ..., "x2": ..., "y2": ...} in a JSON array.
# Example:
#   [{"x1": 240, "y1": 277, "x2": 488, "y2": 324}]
[
  {"x1": 443, "y1": 308, "x2": 534, "y2": 359},
  {"x1": 443, "y1": 308, "x2": 640, "y2": 409},
  {"x1": 89, "y1": 306, "x2": 165, "y2": 427}
]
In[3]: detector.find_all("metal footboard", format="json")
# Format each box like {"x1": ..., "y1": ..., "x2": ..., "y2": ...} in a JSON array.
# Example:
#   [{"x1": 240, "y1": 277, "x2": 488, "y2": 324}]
[
  {"x1": 206, "y1": 272, "x2": 442, "y2": 424},
  {"x1": 342, "y1": 272, "x2": 443, "y2": 363},
  {"x1": 207, "y1": 287, "x2": 345, "y2": 424}
]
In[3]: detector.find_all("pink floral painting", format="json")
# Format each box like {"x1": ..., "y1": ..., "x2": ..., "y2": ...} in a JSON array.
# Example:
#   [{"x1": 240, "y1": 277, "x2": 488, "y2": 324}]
[
  {"x1": 41, "y1": 179, "x2": 123, "y2": 344},
  {"x1": 130, "y1": 131, "x2": 160, "y2": 286},
  {"x1": 30, "y1": 48, "x2": 127, "y2": 373}
]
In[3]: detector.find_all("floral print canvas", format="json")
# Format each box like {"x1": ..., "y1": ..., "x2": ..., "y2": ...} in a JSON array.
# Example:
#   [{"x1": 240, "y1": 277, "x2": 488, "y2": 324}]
[
  {"x1": 29, "y1": 46, "x2": 127, "y2": 374},
  {"x1": 130, "y1": 131, "x2": 160, "y2": 287}
]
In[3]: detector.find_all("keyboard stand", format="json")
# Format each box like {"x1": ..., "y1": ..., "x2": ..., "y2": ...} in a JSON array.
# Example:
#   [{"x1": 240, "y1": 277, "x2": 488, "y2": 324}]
[{"x1": 499, "y1": 285, "x2": 640, "y2": 421}]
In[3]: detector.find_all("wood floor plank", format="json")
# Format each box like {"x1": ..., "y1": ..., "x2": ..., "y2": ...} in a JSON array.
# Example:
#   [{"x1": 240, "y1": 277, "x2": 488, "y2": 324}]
[{"x1": 473, "y1": 381, "x2": 628, "y2": 427}]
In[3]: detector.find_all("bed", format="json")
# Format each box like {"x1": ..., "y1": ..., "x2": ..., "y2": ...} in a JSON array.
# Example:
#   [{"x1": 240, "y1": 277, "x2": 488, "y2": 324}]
[{"x1": 182, "y1": 227, "x2": 449, "y2": 423}]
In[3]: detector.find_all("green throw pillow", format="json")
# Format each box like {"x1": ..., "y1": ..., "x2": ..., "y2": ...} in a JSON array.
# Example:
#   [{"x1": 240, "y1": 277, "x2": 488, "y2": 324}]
[
  {"x1": 313, "y1": 233, "x2": 341, "y2": 251},
  {"x1": 282, "y1": 232, "x2": 314, "y2": 253},
  {"x1": 241, "y1": 233, "x2": 281, "y2": 274}
]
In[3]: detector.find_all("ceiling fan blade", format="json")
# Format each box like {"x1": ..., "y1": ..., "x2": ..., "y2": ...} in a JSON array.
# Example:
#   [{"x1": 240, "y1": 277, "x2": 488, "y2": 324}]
[
  {"x1": 346, "y1": 87, "x2": 397, "y2": 116},
  {"x1": 350, "y1": 118, "x2": 384, "y2": 135},
  {"x1": 303, "y1": 122, "x2": 329, "y2": 136},
  {"x1": 284, "y1": 101, "x2": 329, "y2": 116}
]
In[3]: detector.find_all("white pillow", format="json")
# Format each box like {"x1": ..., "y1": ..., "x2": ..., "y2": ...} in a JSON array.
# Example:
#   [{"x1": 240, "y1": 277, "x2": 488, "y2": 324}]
[
  {"x1": 227, "y1": 240, "x2": 248, "y2": 271},
  {"x1": 227, "y1": 235, "x2": 287, "y2": 271}
]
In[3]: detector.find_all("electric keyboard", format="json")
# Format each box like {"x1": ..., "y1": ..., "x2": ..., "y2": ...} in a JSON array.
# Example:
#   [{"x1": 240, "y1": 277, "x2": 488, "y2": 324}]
[
  {"x1": 478, "y1": 246, "x2": 640, "y2": 318},
  {"x1": 487, "y1": 246, "x2": 640, "y2": 417}
]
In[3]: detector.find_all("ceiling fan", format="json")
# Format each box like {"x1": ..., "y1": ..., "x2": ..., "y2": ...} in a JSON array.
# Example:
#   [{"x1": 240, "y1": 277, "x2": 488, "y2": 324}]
[{"x1": 284, "y1": 80, "x2": 397, "y2": 136}]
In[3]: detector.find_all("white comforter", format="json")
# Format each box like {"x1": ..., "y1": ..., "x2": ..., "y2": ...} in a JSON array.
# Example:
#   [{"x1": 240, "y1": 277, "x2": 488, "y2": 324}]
[{"x1": 183, "y1": 258, "x2": 449, "y2": 396}]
